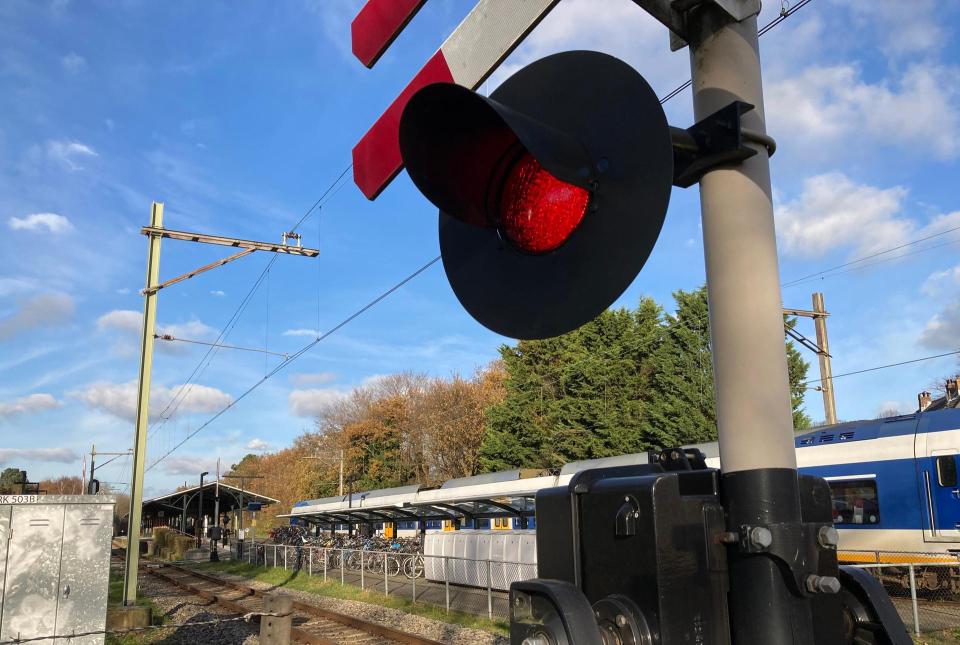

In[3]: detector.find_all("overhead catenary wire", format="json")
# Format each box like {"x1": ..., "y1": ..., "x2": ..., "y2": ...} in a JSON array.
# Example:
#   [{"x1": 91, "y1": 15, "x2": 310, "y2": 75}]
[
  {"x1": 155, "y1": 334, "x2": 289, "y2": 358},
  {"x1": 782, "y1": 224, "x2": 960, "y2": 288},
  {"x1": 801, "y1": 350, "x2": 960, "y2": 387},
  {"x1": 147, "y1": 164, "x2": 353, "y2": 440},
  {"x1": 147, "y1": 255, "x2": 441, "y2": 471}
]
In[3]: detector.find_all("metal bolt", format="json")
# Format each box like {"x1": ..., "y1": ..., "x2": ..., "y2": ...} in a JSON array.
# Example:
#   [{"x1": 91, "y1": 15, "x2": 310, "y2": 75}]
[
  {"x1": 749, "y1": 526, "x2": 773, "y2": 549},
  {"x1": 818, "y1": 526, "x2": 839, "y2": 548},
  {"x1": 616, "y1": 614, "x2": 627, "y2": 627},
  {"x1": 522, "y1": 635, "x2": 551, "y2": 645},
  {"x1": 805, "y1": 575, "x2": 841, "y2": 594}
]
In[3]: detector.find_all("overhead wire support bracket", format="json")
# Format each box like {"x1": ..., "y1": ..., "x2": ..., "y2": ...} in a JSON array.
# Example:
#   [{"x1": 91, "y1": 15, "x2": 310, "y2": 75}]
[
  {"x1": 140, "y1": 226, "x2": 319, "y2": 255},
  {"x1": 784, "y1": 325, "x2": 828, "y2": 357},
  {"x1": 139, "y1": 226, "x2": 319, "y2": 293}
]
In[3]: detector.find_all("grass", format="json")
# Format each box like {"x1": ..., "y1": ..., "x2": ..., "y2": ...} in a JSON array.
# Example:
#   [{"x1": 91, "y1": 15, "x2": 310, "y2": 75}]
[
  {"x1": 105, "y1": 570, "x2": 166, "y2": 645},
  {"x1": 915, "y1": 630, "x2": 960, "y2": 645},
  {"x1": 192, "y1": 560, "x2": 510, "y2": 636}
]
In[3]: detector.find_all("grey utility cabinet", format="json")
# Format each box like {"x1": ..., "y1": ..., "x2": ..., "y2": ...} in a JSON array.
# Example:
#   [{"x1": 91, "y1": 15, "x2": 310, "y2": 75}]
[{"x1": 0, "y1": 494, "x2": 116, "y2": 644}]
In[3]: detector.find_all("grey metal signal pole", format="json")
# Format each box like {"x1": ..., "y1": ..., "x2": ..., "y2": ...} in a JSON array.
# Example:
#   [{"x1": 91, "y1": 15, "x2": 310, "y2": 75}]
[{"x1": 687, "y1": 5, "x2": 807, "y2": 642}]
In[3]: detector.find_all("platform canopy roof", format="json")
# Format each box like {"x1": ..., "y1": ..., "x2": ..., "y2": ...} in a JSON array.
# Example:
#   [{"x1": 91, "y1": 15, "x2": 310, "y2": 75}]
[
  {"x1": 142, "y1": 481, "x2": 278, "y2": 521},
  {"x1": 280, "y1": 453, "x2": 652, "y2": 526}
]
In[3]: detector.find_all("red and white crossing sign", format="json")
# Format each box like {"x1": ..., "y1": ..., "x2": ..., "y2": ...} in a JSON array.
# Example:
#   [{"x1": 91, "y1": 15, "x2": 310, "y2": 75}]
[
  {"x1": 352, "y1": 0, "x2": 560, "y2": 200},
  {"x1": 352, "y1": 0, "x2": 427, "y2": 69}
]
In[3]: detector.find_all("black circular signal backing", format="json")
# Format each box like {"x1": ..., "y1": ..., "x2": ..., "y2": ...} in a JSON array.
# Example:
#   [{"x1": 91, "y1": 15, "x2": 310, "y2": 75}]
[{"x1": 415, "y1": 51, "x2": 673, "y2": 340}]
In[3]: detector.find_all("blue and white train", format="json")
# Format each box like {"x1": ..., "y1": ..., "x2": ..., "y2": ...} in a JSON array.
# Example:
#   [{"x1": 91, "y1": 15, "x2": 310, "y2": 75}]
[
  {"x1": 791, "y1": 407, "x2": 960, "y2": 562},
  {"x1": 486, "y1": 408, "x2": 960, "y2": 563}
]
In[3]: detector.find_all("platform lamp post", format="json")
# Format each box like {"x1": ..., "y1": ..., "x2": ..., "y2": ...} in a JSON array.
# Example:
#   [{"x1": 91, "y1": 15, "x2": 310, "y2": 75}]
[{"x1": 197, "y1": 471, "x2": 208, "y2": 549}]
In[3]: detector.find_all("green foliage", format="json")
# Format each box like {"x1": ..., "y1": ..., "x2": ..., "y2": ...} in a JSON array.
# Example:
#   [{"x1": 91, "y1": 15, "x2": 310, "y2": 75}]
[
  {"x1": 0, "y1": 467, "x2": 24, "y2": 494},
  {"x1": 480, "y1": 287, "x2": 811, "y2": 470}
]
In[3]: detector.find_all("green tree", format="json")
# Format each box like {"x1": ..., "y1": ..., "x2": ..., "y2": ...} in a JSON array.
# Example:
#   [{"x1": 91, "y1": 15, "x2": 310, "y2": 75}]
[
  {"x1": 480, "y1": 298, "x2": 665, "y2": 470},
  {"x1": 480, "y1": 287, "x2": 811, "y2": 471},
  {"x1": 646, "y1": 287, "x2": 716, "y2": 445},
  {"x1": 0, "y1": 468, "x2": 25, "y2": 494}
]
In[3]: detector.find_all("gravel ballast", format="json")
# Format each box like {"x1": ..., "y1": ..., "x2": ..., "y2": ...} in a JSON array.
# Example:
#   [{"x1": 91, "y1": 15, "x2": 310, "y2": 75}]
[{"x1": 133, "y1": 570, "x2": 259, "y2": 644}]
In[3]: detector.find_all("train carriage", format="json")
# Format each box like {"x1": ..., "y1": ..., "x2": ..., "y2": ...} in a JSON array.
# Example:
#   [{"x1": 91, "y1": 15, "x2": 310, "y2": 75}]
[{"x1": 793, "y1": 408, "x2": 960, "y2": 561}]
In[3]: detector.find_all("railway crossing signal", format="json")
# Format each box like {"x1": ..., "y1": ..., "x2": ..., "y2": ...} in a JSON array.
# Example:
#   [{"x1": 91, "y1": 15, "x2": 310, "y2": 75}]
[{"x1": 399, "y1": 51, "x2": 673, "y2": 339}]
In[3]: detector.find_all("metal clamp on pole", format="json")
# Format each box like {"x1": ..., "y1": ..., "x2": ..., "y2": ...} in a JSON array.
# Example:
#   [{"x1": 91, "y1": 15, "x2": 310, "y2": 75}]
[{"x1": 670, "y1": 101, "x2": 775, "y2": 188}]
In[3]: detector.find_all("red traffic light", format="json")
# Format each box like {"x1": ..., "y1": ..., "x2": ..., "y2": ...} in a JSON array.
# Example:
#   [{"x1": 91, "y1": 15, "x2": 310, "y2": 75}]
[
  {"x1": 499, "y1": 153, "x2": 590, "y2": 254},
  {"x1": 399, "y1": 51, "x2": 673, "y2": 340}
]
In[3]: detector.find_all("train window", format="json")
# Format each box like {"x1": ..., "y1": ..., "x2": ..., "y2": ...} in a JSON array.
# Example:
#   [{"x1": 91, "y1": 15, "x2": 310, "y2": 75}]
[
  {"x1": 936, "y1": 456, "x2": 958, "y2": 488},
  {"x1": 828, "y1": 480, "x2": 880, "y2": 525}
]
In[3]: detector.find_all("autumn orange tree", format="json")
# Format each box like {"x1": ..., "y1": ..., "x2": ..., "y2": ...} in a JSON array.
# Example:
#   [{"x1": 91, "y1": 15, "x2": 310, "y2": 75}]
[{"x1": 222, "y1": 363, "x2": 506, "y2": 528}]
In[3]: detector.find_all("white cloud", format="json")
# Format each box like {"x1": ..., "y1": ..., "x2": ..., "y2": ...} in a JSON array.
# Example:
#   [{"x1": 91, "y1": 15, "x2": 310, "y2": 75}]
[
  {"x1": 919, "y1": 301, "x2": 960, "y2": 350},
  {"x1": 160, "y1": 319, "x2": 216, "y2": 340},
  {"x1": 841, "y1": 0, "x2": 944, "y2": 58},
  {"x1": 0, "y1": 276, "x2": 41, "y2": 297},
  {"x1": 0, "y1": 393, "x2": 62, "y2": 421},
  {"x1": 283, "y1": 328, "x2": 318, "y2": 337},
  {"x1": 8, "y1": 212, "x2": 73, "y2": 234},
  {"x1": 767, "y1": 63, "x2": 960, "y2": 160},
  {"x1": 489, "y1": 0, "x2": 686, "y2": 97},
  {"x1": 160, "y1": 456, "x2": 219, "y2": 476},
  {"x1": 776, "y1": 173, "x2": 911, "y2": 258},
  {"x1": 116, "y1": 287, "x2": 131, "y2": 295},
  {"x1": 71, "y1": 380, "x2": 233, "y2": 422},
  {"x1": 289, "y1": 388, "x2": 347, "y2": 417},
  {"x1": 922, "y1": 265, "x2": 960, "y2": 297},
  {"x1": 0, "y1": 447, "x2": 77, "y2": 465},
  {"x1": 60, "y1": 52, "x2": 86, "y2": 72},
  {"x1": 47, "y1": 139, "x2": 98, "y2": 170},
  {"x1": 245, "y1": 438, "x2": 274, "y2": 453},
  {"x1": 0, "y1": 293, "x2": 74, "y2": 340},
  {"x1": 777, "y1": 176, "x2": 960, "y2": 262},
  {"x1": 290, "y1": 372, "x2": 338, "y2": 387},
  {"x1": 210, "y1": 290, "x2": 225, "y2": 297},
  {"x1": 96, "y1": 309, "x2": 142, "y2": 334}
]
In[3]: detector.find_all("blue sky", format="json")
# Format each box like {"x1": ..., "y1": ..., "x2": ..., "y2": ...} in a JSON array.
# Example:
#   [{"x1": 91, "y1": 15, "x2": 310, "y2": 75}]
[{"x1": 2, "y1": 0, "x2": 960, "y2": 496}]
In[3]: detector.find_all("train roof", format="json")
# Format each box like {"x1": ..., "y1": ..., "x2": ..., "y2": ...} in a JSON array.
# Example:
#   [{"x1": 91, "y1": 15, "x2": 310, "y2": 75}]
[
  {"x1": 283, "y1": 452, "x2": 653, "y2": 524},
  {"x1": 795, "y1": 407, "x2": 960, "y2": 447}
]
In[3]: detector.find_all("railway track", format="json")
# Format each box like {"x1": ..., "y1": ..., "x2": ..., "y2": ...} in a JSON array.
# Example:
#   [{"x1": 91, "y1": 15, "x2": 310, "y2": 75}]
[{"x1": 143, "y1": 561, "x2": 444, "y2": 645}]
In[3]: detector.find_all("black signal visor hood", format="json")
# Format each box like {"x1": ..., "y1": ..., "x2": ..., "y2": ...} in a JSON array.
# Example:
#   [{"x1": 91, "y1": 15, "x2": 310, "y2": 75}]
[{"x1": 399, "y1": 83, "x2": 595, "y2": 228}]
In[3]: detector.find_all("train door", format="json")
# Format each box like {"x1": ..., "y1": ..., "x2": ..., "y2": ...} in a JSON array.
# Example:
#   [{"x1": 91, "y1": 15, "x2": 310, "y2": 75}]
[{"x1": 918, "y1": 438, "x2": 960, "y2": 541}]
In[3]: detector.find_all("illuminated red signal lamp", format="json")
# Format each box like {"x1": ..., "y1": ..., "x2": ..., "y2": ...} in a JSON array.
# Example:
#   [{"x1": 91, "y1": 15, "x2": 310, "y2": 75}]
[
  {"x1": 398, "y1": 51, "x2": 674, "y2": 340},
  {"x1": 499, "y1": 153, "x2": 591, "y2": 254}
]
